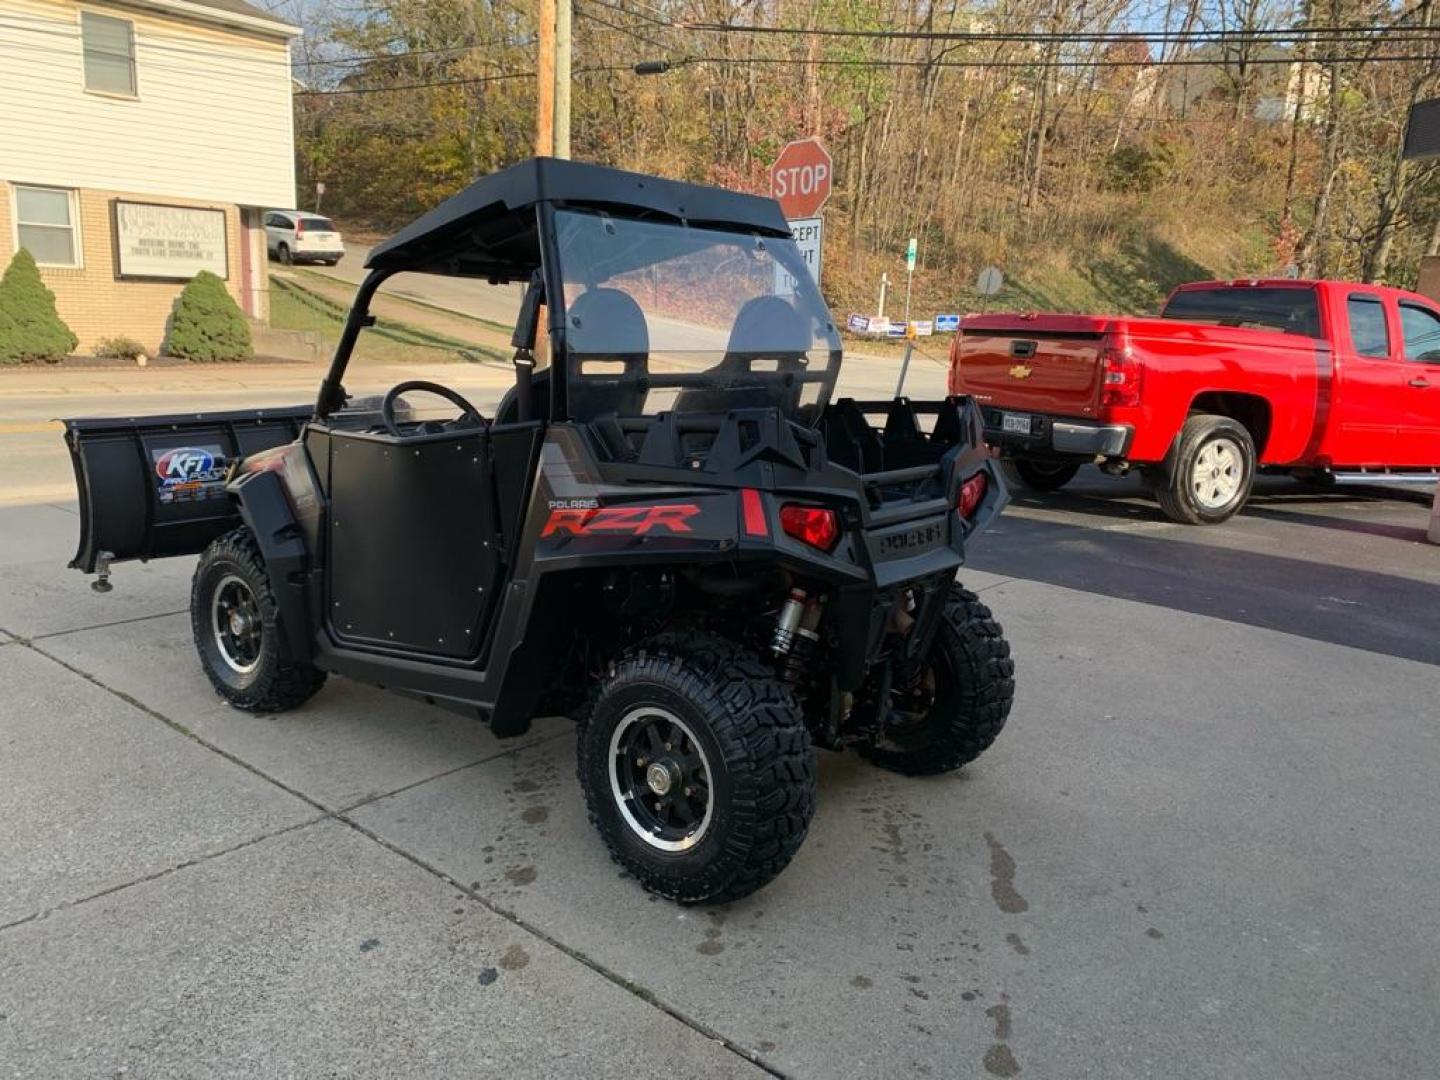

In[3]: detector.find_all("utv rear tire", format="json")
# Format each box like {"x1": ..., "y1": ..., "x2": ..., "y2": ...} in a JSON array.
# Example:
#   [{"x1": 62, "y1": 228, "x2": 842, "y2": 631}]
[
  {"x1": 858, "y1": 586, "x2": 1014, "y2": 777},
  {"x1": 577, "y1": 633, "x2": 816, "y2": 904},
  {"x1": 1155, "y1": 414, "x2": 1256, "y2": 525},
  {"x1": 1001, "y1": 458, "x2": 1080, "y2": 492},
  {"x1": 191, "y1": 527, "x2": 325, "y2": 712}
]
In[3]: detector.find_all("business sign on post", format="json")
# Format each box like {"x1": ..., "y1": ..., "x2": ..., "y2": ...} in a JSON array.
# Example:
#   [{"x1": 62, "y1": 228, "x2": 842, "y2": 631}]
[
  {"x1": 911, "y1": 319, "x2": 934, "y2": 337},
  {"x1": 847, "y1": 313, "x2": 871, "y2": 333},
  {"x1": 770, "y1": 139, "x2": 832, "y2": 219},
  {"x1": 775, "y1": 216, "x2": 823, "y2": 296},
  {"x1": 906, "y1": 237, "x2": 918, "y2": 272},
  {"x1": 114, "y1": 201, "x2": 227, "y2": 280},
  {"x1": 935, "y1": 314, "x2": 961, "y2": 332}
]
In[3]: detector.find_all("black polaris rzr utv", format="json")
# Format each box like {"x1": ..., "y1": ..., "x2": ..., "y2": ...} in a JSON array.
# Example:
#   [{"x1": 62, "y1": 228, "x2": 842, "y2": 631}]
[{"x1": 64, "y1": 159, "x2": 1014, "y2": 903}]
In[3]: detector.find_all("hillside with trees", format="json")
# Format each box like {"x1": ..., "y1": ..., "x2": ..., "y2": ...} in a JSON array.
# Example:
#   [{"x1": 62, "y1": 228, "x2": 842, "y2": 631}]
[{"x1": 290, "y1": 1, "x2": 1440, "y2": 316}]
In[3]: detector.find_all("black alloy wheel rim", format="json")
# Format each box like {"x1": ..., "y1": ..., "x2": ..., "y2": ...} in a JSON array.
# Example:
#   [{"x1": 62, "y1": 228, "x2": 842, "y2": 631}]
[
  {"x1": 211, "y1": 574, "x2": 263, "y2": 674},
  {"x1": 609, "y1": 706, "x2": 714, "y2": 852}
]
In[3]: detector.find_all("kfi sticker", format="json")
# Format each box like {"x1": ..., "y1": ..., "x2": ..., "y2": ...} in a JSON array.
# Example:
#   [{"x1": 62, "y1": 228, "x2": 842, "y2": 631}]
[{"x1": 152, "y1": 444, "x2": 228, "y2": 503}]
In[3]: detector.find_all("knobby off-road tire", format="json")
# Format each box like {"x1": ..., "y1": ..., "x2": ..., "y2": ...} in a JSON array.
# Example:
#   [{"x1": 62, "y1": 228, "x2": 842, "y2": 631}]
[
  {"x1": 859, "y1": 585, "x2": 1015, "y2": 777},
  {"x1": 191, "y1": 527, "x2": 326, "y2": 712},
  {"x1": 1001, "y1": 457, "x2": 1081, "y2": 492},
  {"x1": 577, "y1": 633, "x2": 816, "y2": 904},
  {"x1": 1155, "y1": 414, "x2": 1256, "y2": 525}
]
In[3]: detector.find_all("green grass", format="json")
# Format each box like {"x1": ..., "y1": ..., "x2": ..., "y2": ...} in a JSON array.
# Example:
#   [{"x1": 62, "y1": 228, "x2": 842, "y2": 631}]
[{"x1": 269, "y1": 276, "x2": 508, "y2": 365}]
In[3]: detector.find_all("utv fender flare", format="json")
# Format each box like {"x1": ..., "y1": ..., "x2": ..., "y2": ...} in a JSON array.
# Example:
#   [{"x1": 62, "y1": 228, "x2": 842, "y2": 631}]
[{"x1": 229, "y1": 468, "x2": 313, "y2": 664}]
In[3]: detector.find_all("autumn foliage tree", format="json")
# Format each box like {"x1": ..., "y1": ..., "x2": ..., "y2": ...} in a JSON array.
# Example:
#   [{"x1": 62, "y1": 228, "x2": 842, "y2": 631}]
[{"x1": 291, "y1": 0, "x2": 1440, "y2": 313}]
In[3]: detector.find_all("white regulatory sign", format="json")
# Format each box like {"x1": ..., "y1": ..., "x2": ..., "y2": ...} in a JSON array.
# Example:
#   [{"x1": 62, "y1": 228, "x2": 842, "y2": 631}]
[
  {"x1": 774, "y1": 216, "x2": 823, "y2": 296},
  {"x1": 114, "y1": 201, "x2": 228, "y2": 280}
]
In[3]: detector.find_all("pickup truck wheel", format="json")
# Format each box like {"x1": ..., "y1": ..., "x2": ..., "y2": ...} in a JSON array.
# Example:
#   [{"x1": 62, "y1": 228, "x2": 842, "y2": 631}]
[
  {"x1": 858, "y1": 586, "x2": 1015, "y2": 776},
  {"x1": 1156, "y1": 415, "x2": 1256, "y2": 525},
  {"x1": 577, "y1": 633, "x2": 816, "y2": 904},
  {"x1": 191, "y1": 528, "x2": 326, "y2": 712},
  {"x1": 1001, "y1": 458, "x2": 1081, "y2": 492}
]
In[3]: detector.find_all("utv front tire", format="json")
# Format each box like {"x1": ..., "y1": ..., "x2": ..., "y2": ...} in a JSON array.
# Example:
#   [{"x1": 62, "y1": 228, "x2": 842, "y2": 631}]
[
  {"x1": 191, "y1": 527, "x2": 325, "y2": 712},
  {"x1": 1155, "y1": 414, "x2": 1256, "y2": 525},
  {"x1": 1001, "y1": 458, "x2": 1080, "y2": 492},
  {"x1": 859, "y1": 586, "x2": 1015, "y2": 776},
  {"x1": 577, "y1": 634, "x2": 816, "y2": 904}
]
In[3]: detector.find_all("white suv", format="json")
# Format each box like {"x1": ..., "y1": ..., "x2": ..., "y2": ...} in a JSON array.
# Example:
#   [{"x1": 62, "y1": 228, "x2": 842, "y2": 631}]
[{"x1": 264, "y1": 211, "x2": 345, "y2": 266}]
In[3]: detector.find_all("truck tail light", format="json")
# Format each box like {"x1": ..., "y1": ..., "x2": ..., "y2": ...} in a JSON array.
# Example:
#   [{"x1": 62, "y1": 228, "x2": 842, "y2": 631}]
[
  {"x1": 1100, "y1": 345, "x2": 1142, "y2": 407},
  {"x1": 780, "y1": 504, "x2": 839, "y2": 552},
  {"x1": 957, "y1": 472, "x2": 988, "y2": 519}
]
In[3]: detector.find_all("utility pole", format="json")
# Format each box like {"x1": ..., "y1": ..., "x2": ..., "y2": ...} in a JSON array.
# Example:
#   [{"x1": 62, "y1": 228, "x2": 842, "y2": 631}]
[
  {"x1": 536, "y1": 0, "x2": 556, "y2": 156},
  {"x1": 554, "y1": 0, "x2": 572, "y2": 159}
]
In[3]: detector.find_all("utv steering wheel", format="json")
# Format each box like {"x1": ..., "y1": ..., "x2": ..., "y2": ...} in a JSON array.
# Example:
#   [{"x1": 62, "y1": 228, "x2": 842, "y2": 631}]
[{"x1": 380, "y1": 380, "x2": 486, "y2": 437}]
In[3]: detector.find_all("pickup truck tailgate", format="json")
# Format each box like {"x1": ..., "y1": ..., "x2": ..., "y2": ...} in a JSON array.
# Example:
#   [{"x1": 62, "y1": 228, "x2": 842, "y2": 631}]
[{"x1": 952, "y1": 315, "x2": 1107, "y2": 415}]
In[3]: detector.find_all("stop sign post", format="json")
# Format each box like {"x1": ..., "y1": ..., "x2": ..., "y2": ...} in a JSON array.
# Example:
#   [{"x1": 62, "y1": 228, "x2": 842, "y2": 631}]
[{"x1": 770, "y1": 138, "x2": 832, "y2": 219}]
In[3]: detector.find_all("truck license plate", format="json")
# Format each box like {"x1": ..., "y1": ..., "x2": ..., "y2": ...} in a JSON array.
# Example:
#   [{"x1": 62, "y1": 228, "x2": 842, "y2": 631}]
[{"x1": 1002, "y1": 412, "x2": 1032, "y2": 434}]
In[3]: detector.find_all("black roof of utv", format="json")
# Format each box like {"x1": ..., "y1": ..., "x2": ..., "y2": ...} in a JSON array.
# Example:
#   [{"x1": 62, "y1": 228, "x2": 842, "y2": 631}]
[{"x1": 365, "y1": 157, "x2": 791, "y2": 280}]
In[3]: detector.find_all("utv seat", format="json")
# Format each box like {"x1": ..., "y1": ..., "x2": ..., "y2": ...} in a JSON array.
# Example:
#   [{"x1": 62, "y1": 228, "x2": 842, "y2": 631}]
[
  {"x1": 496, "y1": 367, "x2": 551, "y2": 426},
  {"x1": 673, "y1": 295, "x2": 810, "y2": 415},
  {"x1": 497, "y1": 287, "x2": 652, "y2": 425}
]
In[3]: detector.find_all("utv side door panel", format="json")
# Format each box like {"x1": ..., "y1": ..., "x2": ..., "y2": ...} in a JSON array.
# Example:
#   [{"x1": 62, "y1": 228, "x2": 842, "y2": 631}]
[
  {"x1": 63, "y1": 406, "x2": 312, "y2": 572},
  {"x1": 325, "y1": 430, "x2": 503, "y2": 659}
]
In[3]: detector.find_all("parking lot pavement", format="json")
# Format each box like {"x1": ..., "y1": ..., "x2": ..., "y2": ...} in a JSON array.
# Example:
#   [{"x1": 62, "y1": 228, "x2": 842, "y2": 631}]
[
  {"x1": 2, "y1": 467, "x2": 1437, "y2": 1077},
  {"x1": 0, "y1": 643, "x2": 316, "y2": 925},
  {"x1": 973, "y1": 469, "x2": 1440, "y2": 666},
  {"x1": 39, "y1": 613, "x2": 569, "y2": 811},
  {"x1": 2, "y1": 821, "x2": 765, "y2": 1079}
]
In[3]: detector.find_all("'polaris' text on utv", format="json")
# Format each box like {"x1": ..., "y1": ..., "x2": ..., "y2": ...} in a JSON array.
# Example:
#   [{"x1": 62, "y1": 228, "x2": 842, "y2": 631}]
[{"x1": 64, "y1": 159, "x2": 1015, "y2": 902}]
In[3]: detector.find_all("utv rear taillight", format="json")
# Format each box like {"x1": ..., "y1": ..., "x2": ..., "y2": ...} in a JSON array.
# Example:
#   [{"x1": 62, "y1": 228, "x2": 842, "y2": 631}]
[
  {"x1": 958, "y1": 473, "x2": 988, "y2": 520},
  {"x1": 1099, "y1": 345, "x2": 1142, "y2": 407},
  {"x1": 780, "y1": 504, "x2": 840, "y2": 552},
  {"x1": 740, "y1": 488, "x2": 768, "y2": 537}
]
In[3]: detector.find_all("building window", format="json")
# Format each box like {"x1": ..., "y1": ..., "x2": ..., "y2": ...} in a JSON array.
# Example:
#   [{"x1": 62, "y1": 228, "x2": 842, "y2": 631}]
[
  {"x1": 14, "y1": 186, "x2": 81, "y2": 267},
  {"x1": 82, "y1": 12, "x2": 136, "y2": 97}
]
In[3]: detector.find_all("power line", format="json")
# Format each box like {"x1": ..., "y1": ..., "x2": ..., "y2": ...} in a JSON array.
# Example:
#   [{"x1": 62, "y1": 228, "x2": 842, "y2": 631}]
[
  {"x1": 295, "y1": 70, "x2": 534, "y2": 95},
  {"x1": 575, "y1": 1, "x2": 670, "y2": 51},
  {"x1": 653, "y1": 51, "x2": 1438, "y2": 72},
  {"x1": 295, "y1": 37, "x2": 533, "y2": 68},
  {"x1": 296, "y1": 63, "x2": 635, "y2": 96},
  {"x1": 675, "y1": 20, "x2": 1440, "y2": 46},
  {"x1": 581, "y1": 0, "x2": 675, "y2": 30}
]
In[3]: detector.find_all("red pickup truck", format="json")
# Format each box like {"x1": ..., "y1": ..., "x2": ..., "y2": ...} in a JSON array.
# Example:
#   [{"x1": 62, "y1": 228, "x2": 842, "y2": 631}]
[{"x1": 949, "y1": 278, "x2": 1440, "y2": 523}]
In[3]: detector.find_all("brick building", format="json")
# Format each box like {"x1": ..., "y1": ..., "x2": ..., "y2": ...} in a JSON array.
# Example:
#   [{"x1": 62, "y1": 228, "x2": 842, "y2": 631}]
[{"x1": 0, "y1": 0, "x2": 299, "y2": 354}]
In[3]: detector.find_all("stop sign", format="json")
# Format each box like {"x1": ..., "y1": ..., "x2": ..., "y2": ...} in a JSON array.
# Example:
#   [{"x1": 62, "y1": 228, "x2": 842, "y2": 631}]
[{"x1": 770, "y1": 138, "x2": 832, "y2": 219}]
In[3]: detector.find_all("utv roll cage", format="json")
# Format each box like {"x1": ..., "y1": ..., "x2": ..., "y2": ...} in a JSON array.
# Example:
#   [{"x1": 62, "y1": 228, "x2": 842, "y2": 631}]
[{"x1": 313, "y1": 157, "x2": 799, "y2": 424}]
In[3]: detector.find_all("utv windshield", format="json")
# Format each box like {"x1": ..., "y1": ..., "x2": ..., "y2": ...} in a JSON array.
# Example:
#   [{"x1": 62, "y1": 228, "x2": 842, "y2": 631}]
[{"x1": 554, "y1": 209, "x2": 841, "y2": 424}]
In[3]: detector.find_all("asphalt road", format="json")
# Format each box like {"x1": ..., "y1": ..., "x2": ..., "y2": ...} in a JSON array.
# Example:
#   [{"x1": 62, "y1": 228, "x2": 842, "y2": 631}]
[
  {"x1": 311, "y1": 243, "x2": 526, "y2": 328},
  {"x1": 2, "y1": 366, "x2": 1438, "y2": 1076}
]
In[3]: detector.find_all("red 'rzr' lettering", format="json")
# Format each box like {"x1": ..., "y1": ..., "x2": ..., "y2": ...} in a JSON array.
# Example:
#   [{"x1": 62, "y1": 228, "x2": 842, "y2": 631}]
[{"x1": 541, "y1": 503, "x2": 701, "y2": 538}]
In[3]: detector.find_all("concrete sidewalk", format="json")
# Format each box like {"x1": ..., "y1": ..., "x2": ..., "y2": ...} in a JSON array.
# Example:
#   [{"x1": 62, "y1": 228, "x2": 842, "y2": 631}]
[{"x1": 2, "y1": 486, "x2": 1438, "y2": 1077}]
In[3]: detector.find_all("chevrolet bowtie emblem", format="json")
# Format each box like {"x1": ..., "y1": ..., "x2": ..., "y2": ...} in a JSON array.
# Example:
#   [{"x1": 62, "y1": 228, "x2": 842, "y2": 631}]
[{"x1": 1009, "y1": 364, "x2": 1033, "y2": 379}]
